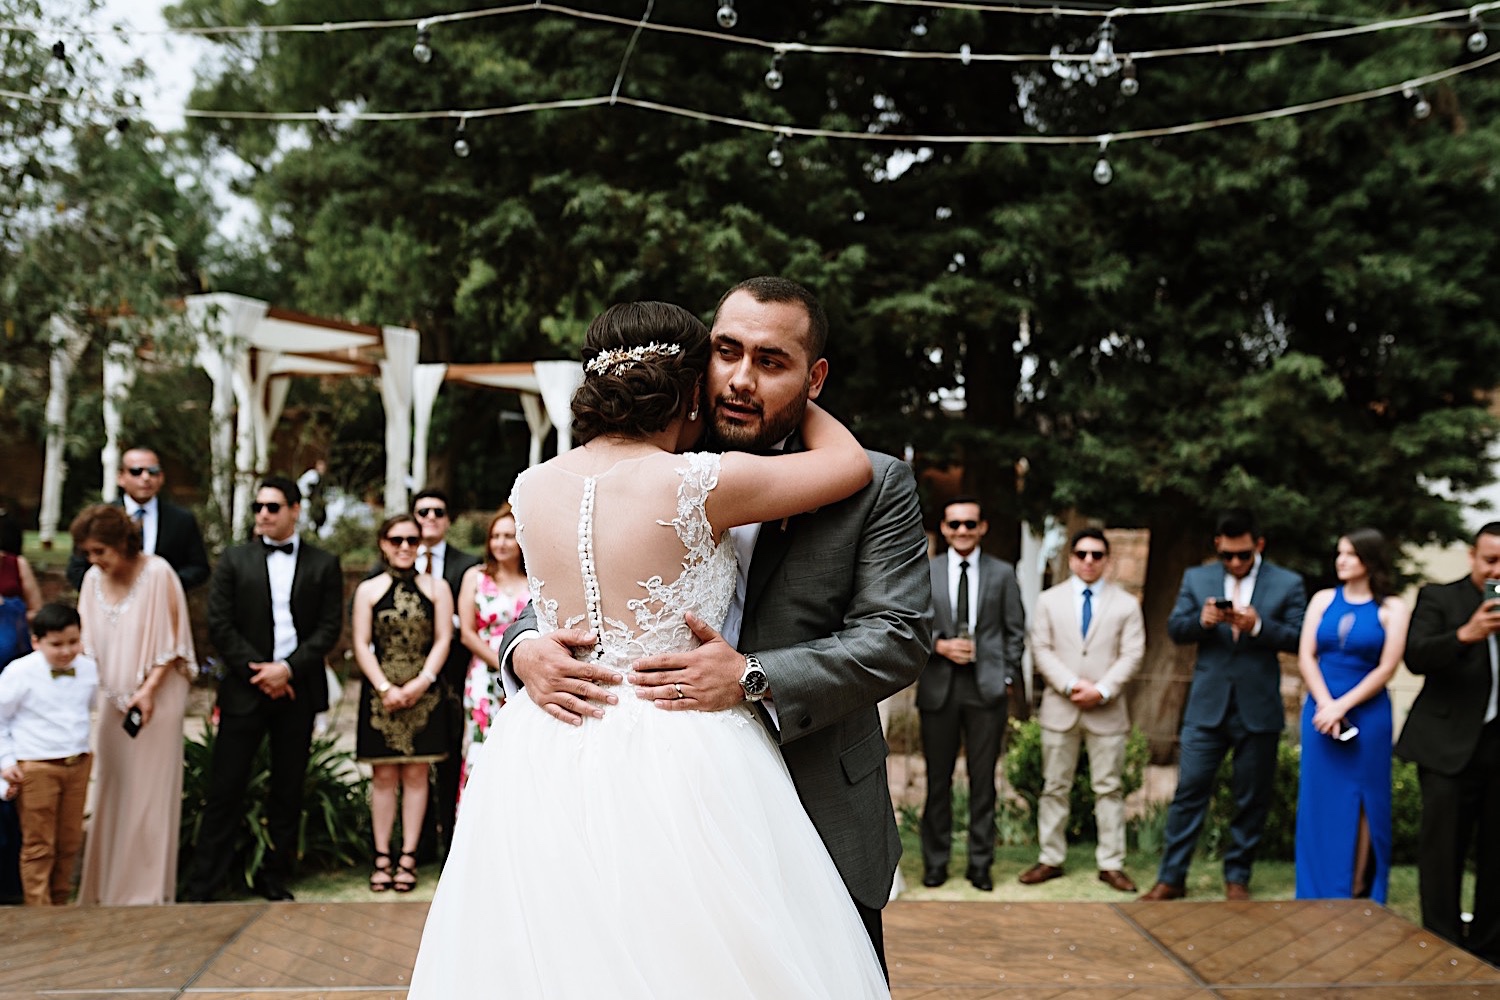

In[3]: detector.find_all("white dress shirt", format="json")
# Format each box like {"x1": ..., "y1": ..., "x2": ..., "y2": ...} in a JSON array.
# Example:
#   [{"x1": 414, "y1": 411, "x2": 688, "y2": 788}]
[
  {"x1": 0, "y1": 650, "x2": 98, "y2": 769},
  {"x1": 264, "y1": 535, "x2": 300, "y2": 661},
  {"x1": 1067, "y1": 575, "x2": 1114, "y2": 702},
  {"x1": 1223, "y1": 554, "x2": 1265, "y2": 638},
  {"x1": 123, "y1": 496, "x2": 159, "y2": 555},
  {"x1": 419, "y1": 540, "x2": 448, "y2": 582},
  {"x1": 946, "y1": 547, "x2": 979, "y2": 635}
]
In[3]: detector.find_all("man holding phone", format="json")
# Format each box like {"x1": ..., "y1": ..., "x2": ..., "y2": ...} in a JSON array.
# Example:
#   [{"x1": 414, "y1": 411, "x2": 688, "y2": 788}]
[
  {"x1": 1398, "y1": 522, "x2": 1500, "y2": 965},
  {"x1": 1139, "y1": 510, "x2": 1305, "y2": 901}
]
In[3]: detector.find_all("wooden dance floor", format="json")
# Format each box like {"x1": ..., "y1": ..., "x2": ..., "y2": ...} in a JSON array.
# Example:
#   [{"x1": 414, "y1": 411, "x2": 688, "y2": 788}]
[{"x1": 1, "y1": 898, "x2": 1497, "y2": 998}]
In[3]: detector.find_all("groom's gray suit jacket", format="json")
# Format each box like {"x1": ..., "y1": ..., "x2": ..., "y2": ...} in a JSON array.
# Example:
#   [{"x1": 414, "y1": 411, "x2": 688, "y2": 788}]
[{"x1": 502, "y1": 449, "x2": 932, "y2": 910}]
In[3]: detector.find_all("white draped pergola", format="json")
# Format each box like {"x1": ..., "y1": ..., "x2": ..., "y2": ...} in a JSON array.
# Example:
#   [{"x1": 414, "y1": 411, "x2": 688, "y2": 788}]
[{"x1": 35, "y1": 295, "x2": 583, "y2": 545}]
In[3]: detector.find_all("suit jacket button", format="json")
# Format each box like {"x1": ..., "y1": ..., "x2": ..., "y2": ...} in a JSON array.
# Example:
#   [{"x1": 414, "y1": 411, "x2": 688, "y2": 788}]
[{"x1": 798, "y1": 717, "x2": 812, "y2": 729}]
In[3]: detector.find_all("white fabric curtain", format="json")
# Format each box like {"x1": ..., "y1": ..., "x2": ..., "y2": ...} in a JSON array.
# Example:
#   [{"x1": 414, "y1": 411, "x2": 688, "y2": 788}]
[
  {"x1": 411, "y1": 363, "x2": 448, "y2": 495},
  {"x1": 532, "y1": 361, "x2": 584, "y2": 456},
  {"x1": 380, "y1": 326, "x2": 420, "y2": 516},
  {"x1": 187, "y1": 293, "x2": 269, "y2": 537}
]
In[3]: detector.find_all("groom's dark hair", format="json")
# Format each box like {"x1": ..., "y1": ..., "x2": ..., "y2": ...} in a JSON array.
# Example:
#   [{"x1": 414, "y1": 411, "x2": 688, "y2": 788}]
[
  {"x1": 573, "y1": 301, "x2": 710, "y2": 445},
  {"x1": 714, "y1": 276, "x2": 828, "y2": 360}
]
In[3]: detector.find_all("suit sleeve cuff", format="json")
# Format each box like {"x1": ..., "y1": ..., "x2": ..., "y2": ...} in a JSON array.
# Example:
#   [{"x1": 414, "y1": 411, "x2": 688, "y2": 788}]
[{"x1": 500, "y1": 629, "x2": 540, "y2": 697}]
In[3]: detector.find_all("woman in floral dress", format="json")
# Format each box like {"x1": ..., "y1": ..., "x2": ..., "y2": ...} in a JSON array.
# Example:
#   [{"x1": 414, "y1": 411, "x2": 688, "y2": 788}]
[{"x1": 455, "y1": 506, "x2": 527, "y2": 796}]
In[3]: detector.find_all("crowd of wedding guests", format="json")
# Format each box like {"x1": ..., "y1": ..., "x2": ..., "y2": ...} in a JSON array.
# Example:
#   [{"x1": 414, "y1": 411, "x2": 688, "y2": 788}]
[{"x1": 0, "y1": 447, "x2": 1495, "y2": 969}]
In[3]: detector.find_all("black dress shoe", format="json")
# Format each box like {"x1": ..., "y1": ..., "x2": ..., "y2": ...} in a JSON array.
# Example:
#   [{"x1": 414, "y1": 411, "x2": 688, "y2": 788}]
[
  {"x1": 252, "y1": 877, "x2": 294, "y2": 901},
  {"x1": 967, "y1": 869, "x2": 994, "y2": 892},
  {"x1": 922, "y1": 867, "x2": 947, "y2": 888}
]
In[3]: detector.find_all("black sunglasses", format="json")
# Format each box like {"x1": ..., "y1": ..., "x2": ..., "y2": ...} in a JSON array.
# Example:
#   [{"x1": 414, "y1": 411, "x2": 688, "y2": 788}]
[
  {"x1": 385, "y1": 535, "x2": 422, "y2": 547},
  {"x1": 1072, "y1": 549, "x2": 1108, "y2": 561},
  {"x1": 945, "y1": 519, "x2": 980, "y2": 530},
  {"x1": 415, "y1": 507, "x2": 448, "y2": 519},
  {"x1": 1218, "y1": 549, "x2": 1256, "y2": 563},
  {"x1": 251, "y1": 501, "x2": 285, "y2": 514},
  {"x1": 125, "y1": 465, "x2": 162, "y2": 476}
]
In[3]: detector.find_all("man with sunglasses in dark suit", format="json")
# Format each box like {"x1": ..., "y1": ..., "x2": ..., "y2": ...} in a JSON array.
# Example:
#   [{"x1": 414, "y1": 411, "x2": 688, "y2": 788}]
[
  {"x1": 181, "y1": 476, "x2": 343, "y2": 901},
  {"x1": 1139, "y1": 509, "x2": 1305, "y2": 902},
  {"x1": 917, "y1": 497, "x2": 1026, "y2": 892},
  {"x1": 65, "y1": 446, "x2": 210, "y2": 592}
]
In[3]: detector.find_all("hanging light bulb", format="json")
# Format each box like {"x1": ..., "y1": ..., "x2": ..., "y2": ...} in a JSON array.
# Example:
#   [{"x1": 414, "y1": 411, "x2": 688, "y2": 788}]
[
  {"x1": 1466, "y1": 14, "x2": 1488, "y2": 53},
  {"x1": 1403, "y1": 85, "x2": 1432, "y2": 120},
  {"x1": 1090, "y1": 19, "x2": 1120, "y2": 76},
  {"x1": 764, "y1": 53, "x2": 784, "y2": 91},
  {"x1": 767, "y1": 134, "x2": 785, "y2": 169},
  {"x1": 716, "y1": 1, "x2": 738, "y2": 29},
  {"x1": 1120, "y1": 58, "x2": 1139, "y2": 96},
  {"x1": 413, "y1": 21, "x2": 434, "y2": 64},
  {"x1": 1092, "y1": 137, "x2": 1113, "y2": 185},
  {"x1": 959, "y1": 43, "x2": 972, "y2": 67},
  {"x1": 452, "y1": 117, "x2": 471, "y2": 157}
]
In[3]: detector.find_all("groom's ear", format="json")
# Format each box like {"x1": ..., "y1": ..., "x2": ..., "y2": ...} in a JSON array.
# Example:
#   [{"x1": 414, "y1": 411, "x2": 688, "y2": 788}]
[{"x1": 806, "y1": 358, "x2": 829, "y2": 400}]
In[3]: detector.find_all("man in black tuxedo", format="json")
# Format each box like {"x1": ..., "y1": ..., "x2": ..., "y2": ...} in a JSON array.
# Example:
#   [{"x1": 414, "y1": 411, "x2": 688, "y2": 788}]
[
  {"x1": 181, "y1": 476, "x2": 343, "y2": 901},
  {"x1": 410, "y1": 489, "x2": 480, "y2": 863},
  {"x1": 1398, "y1": 522, "x2": 1500, "y2": 965},
  {"x1": 66, "y1": 446, "x2": 210, "y2": 591}
]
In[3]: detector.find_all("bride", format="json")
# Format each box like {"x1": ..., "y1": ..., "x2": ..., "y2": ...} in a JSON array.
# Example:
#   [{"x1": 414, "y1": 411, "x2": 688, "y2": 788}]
[{"x1": 408, "y1": 301, "x2": 890, "y2": 998}]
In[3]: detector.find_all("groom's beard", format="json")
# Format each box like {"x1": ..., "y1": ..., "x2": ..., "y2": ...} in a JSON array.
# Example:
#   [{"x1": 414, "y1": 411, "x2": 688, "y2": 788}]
[{"x1": 707, "y1": 389, "x2": 808, "y2": 455}]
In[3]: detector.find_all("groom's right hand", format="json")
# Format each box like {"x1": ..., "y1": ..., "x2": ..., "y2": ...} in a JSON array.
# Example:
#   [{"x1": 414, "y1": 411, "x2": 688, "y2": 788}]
[{"x1": 513, "y1": 628, "x2": 619, "y2": 726}]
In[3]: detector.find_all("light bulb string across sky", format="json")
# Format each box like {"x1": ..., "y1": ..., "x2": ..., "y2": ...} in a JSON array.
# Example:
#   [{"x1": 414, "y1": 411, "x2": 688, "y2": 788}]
[
  {"x1": 4, "y1": 44, "x2": 1497, "y2": 147},
  {"x1": 8, "y1": 0, "x2": 1499, "y2": 68}
]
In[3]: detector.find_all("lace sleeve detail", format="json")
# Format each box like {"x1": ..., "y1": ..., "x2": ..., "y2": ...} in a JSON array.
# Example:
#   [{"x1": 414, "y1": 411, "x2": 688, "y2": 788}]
[{"x1": 663, "y1": 452, "x2": 721, "y2": 564}]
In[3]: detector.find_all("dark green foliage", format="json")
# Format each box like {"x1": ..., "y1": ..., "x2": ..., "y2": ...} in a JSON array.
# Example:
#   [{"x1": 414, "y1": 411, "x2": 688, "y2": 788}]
[
  {"x1": 179, "y1": 728, "x2": 371, "y2": 891},
  {"x1": 1004, "y1": 718, "x2": 1150, "y2": 842}
]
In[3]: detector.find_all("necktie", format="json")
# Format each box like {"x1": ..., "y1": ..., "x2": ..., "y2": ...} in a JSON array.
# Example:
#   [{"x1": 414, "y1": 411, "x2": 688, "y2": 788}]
[
  {"x1": 50, "y1": 666, "x2": 76, "y2": 678},
  {"x1": 1229, "y1": 576, "x2": 1242, "y2": 640},
  {"x1": 1081, "y1": 587, "x2": 1093, "y2": 639},
  {"x1": 420, "y1": 548, "x2": 433, "y2": 576},
  {"x1": 131, "y1": 508, "x2": 145, "y2": 522},
  {"x1": 264, "y1": 541, "x2": 294, "y2": 556},
  {"x1": 956, "y1": 560, "x2": 970, "y2": 637}
]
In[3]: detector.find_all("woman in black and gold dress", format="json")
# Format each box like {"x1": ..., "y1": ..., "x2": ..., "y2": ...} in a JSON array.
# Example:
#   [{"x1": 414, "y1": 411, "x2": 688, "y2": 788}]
[{"x1": 351, "y1": 514, "x2": 453, "y2": 892}]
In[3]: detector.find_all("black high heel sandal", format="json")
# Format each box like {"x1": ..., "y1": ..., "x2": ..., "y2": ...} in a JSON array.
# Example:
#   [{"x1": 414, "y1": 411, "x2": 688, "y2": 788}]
[
  {"x1": 369, "y1": 851, "x2": 394, "y2": 892},
  {"x1": 392, "y1": 851, "x2": 419, "y2": 893}
]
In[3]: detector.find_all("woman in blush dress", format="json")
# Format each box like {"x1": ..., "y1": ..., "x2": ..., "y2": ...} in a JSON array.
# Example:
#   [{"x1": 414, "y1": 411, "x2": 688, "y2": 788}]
[
  {"x1": 454, "y1": 505, "x2": 527, "y2": 797},
  {"x1": 1294, "y1": 528, "x2": 1410, "y2": 903},
  {"x1": 72, "y1": 504, "x2": 195, "y2": 905},
  {"x1": 351, "y1": 515, "x2": 452, "y2": 893}
]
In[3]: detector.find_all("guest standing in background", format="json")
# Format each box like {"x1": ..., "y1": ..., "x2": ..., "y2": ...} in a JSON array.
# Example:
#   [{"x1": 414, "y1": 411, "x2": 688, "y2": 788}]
[
  {"x1": 352, "y1": 515, "x2": 453, "y2": 893},
  {"x1": 181, "y1": 477, "x2": 344, "y2": 903},
  {"x1": 1295, "y1": 528, "x2": 1409, "y2": 903},
  {"x1": 455, "y1": 505, "x2": 527, "y2": 796},
  {"x1": 72, "y1": 504, "x2": 195, "y2": 905},
  {"x1": 66, "y1": 447, "x2": 210, "y2": 592}
]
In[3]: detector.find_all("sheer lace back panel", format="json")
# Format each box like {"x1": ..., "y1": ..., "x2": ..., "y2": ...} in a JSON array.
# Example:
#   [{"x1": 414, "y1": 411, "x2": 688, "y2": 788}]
[{"x1": 509, "y1": 452, "x2": 737, "y2": 675}]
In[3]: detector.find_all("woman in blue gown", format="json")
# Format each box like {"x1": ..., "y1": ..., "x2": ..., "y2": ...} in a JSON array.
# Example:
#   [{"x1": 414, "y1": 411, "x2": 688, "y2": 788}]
[{"x1": 1294, "y1": 528, "x2": 1410, "y2": 902}]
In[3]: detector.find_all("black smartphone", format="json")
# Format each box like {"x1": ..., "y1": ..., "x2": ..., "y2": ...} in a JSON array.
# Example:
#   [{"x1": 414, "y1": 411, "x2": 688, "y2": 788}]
[
  {"x1": 1336, "y1": 722, "x2": 1359, "y2": 742},
  {"x1": 122, "y1": 707, "x2": 143, "y2": 738},
  {"x1": 1212, "y1": 598, "x2": 1235, "y2": 609},
  {"x1": 1486, "y1": 579, "x2": 1500, "y2": 605}
]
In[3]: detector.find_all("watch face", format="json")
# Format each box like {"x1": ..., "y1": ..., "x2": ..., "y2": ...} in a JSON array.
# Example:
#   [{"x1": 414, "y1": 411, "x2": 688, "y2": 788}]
[{"x1": 742, "y1": 669, "x2": 769, "y2": 696}]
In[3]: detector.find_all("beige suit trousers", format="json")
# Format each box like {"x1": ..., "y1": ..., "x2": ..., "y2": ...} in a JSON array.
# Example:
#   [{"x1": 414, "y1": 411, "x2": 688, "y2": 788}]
[{"x1": 1038, "y1": 724, "x2": 1128, "y2": 871}]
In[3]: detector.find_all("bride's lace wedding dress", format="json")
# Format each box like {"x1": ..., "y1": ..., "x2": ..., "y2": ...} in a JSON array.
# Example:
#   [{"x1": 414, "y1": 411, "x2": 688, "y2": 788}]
[{"x1": 408, "y1": 452, "x2": 889, "y2": 998}]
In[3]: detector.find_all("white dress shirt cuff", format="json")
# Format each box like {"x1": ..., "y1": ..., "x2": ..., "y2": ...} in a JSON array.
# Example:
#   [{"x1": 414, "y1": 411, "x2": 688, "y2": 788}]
[{"x1": 500, "y1": 629, "x2": 540, "y2": 697}]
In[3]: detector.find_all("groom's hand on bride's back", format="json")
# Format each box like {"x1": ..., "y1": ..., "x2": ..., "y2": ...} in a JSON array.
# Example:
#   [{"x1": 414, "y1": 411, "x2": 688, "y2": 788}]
[
  {"x1": 630, "y1": 613, "x2": 753, "y2": 712},
  {"x1": 514, "y1": 628, "x2": 619, "y2": 726}
]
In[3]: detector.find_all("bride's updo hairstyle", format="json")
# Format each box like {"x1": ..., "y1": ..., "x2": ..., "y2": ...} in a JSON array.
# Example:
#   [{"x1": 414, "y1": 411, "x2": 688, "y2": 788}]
[{"x1": 571, "y1": 301, "x2": 710, "y2": 444}]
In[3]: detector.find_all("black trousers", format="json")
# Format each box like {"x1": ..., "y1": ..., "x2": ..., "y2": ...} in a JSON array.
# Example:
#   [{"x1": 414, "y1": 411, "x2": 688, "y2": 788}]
[
  {"x1": 854, "y1": 897, "x2": 887, "y2": 981},
  {"x1": 418, "y1": 689, "x2": 465, "y2": 862},
  {"x1": 919, "y1": 668, "x2": 1006, "y2": 874},
  {"x1": 1418, "y1": 717, "x2": 1500, "y2": 964},
  {"x1": 183, "y1": 699, "x2": 316, "y2": 894}
]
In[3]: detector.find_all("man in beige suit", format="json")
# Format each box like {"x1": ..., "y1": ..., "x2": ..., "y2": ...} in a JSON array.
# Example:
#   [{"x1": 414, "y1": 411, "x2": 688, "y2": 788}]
[{"x1": 1019, "y1": 528, "x2": 1145, "y2": 892}]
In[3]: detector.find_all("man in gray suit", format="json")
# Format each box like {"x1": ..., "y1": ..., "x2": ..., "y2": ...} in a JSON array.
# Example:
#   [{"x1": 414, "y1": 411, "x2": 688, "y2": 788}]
[
  {"x1": 504, "y1": 277, "x2": 931, "y2": 971},
  {"x1": 1139, "y1": 510, "x2": 1305, "y2": 901},
  {"x1": 917, "y1": 497, "x2": 1025, "y2": 892}
]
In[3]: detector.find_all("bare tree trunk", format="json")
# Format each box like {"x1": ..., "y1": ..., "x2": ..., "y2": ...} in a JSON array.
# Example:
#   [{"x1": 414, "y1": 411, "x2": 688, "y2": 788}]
[{"x1": 1128, "y1": 511, "x2": 1209, "y2": 764}]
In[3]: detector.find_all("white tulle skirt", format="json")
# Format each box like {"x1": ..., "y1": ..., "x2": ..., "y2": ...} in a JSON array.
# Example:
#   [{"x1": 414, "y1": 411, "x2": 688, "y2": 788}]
[{"x1": 408, "y1": 689, "x2": 889, "y2": 999}]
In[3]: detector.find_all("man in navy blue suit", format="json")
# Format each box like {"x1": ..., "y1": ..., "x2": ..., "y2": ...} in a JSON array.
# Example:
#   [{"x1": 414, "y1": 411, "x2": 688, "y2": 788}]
[{"x1": 1139, "y1": 510, "x2": 1305, "y2": 901}]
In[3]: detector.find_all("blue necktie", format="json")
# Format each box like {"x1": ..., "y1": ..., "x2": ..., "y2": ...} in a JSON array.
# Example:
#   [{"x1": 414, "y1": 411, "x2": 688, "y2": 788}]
[{"x1": 1081, "y1": 587, "x2": 1093, "y2": 639}]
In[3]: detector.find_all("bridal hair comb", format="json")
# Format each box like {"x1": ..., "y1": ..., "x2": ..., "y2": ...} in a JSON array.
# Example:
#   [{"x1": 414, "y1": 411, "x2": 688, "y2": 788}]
[{"x1": 584, "y1": 341, "x2": 683, "y2": 377}]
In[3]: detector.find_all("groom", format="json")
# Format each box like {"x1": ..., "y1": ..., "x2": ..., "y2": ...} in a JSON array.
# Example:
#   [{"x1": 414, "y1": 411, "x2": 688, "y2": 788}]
[{"x1": 503, "y1": 276, "x2": 932, "y2": 969}]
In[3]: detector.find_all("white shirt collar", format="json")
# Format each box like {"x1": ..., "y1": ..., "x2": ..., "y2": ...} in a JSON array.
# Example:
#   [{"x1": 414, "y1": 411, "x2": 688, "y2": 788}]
[
  {"x1": 124, "y1": 496, "x2": 157, "y2": 516},
  {"x1": 1070, "y1": 574, "x2": 1101, "y2": 596},
  {"x1": 947, "y1": 547, "x2": 979, "y2": 570}
]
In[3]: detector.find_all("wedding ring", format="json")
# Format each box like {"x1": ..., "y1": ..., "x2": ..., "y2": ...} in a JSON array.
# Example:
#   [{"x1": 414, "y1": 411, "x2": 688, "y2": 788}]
[{"x1": 674, "y1": 682, "x2": 684, "y2": 699}]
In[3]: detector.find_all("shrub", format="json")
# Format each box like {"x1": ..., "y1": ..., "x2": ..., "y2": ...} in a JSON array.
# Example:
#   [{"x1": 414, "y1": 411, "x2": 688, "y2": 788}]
[
  {"x1": 1004, "y1": 718, "x2": 1149, "y2": 843},
  {"x1": 179, "y1": 728, "x2": 372, "y2": 891}
]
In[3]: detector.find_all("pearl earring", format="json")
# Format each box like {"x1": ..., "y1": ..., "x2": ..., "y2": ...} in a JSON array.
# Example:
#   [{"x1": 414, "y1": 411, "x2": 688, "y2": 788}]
[{"x1": 689, "y1": 407, "x2": 700, "y2": 421}]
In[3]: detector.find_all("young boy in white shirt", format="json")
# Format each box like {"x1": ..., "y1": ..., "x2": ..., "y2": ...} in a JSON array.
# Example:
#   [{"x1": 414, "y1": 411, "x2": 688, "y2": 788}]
[{"x1": 0, "y1": 603, "x2": 98, "y2": 905}]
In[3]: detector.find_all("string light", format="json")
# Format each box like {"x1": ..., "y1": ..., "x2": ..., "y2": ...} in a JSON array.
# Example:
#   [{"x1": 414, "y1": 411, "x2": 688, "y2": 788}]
[
  {"x1": 959, "y1": 43, "x2": 972, "y2": 66},
  {"x1": 1467, "y1": 12, "x2": 1489, "y2": 53},
  {"x1": 767, "y1": 132, "x2": 785, "y2": 168},
  {"x1": 1092, "y1": 136, "x2": 1113, "y2": 185},
  {"x1": 413, "y1": 20, "x2": 434, "y2": 64},
  {"x1": 764, "y1": 51, "x2": 784, "y2": 90},
  {"x1": 716, "y1": 1, "x2": 737, "y2": 30},
  {"x1": 1090, "y1": 19, "x2": 1120, "y2": 76},
  {"x1": 1120, "y1": 57, "x2": 1139, "y2": 96},
  {"x1": 1403, "y1": 83, "x2": 1433, "y2": 119},
  {"x1": 452, "y1": 116, "x2": 471, "y2": 156}
]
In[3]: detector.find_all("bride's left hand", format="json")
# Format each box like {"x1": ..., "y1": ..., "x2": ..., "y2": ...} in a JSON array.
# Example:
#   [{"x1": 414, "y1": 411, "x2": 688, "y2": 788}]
[{"x1": 630, "y1": 613, "x2": 754, "y2": 712}]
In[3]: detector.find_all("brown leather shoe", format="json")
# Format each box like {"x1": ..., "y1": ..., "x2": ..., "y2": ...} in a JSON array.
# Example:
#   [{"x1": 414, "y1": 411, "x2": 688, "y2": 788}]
[
  {"x1": 1017, "y1": 863, "x2": 1065, "y2": 885},
  {"x1": 1137, "y1": 881, "x2": 1186, "y2": 901},
  {"x1": 1098, "y1": 869, "x2": 1138, "y2": 893},
  {"x1": 1225, "y1": 881, "x2": 1251, "y2": 901}
]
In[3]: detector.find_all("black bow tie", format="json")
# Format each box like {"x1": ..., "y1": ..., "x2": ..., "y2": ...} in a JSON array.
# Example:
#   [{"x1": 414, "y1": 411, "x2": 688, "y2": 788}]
[
  {"x1": 264, "y1": 541, "x2": 295, "y2": 556},
  {"x1": 50, "y1": 666, "x2": 76, "y2": 678}
]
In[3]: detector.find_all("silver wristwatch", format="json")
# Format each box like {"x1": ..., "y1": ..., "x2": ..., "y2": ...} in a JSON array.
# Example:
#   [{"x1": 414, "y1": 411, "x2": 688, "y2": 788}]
[{"x1": 739, "y1": 653, "x2": 770, "y2": 702}]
